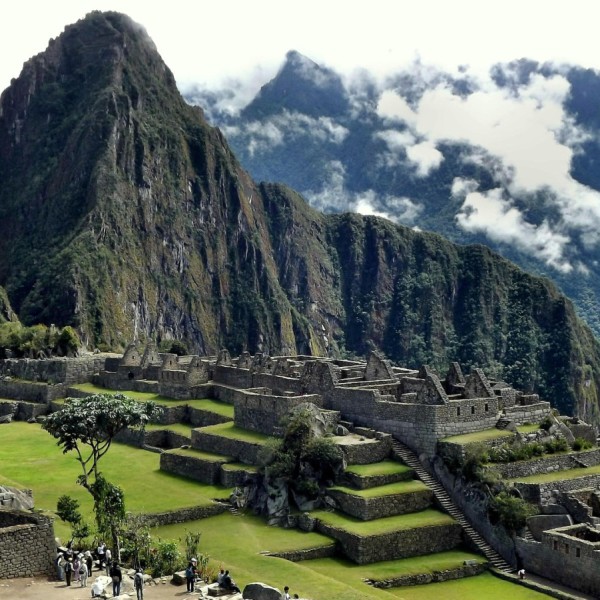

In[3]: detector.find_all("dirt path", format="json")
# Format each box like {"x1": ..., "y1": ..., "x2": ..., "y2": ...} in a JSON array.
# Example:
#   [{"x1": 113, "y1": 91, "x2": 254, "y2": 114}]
[{"x1": 0, "y1": 576, "x2": 242, "y2": 600}]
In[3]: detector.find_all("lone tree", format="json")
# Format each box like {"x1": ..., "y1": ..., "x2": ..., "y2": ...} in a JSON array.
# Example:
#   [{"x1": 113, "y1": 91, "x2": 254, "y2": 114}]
[{"x1": 43, "y1": 393, "x2": 161, "y2": 554}]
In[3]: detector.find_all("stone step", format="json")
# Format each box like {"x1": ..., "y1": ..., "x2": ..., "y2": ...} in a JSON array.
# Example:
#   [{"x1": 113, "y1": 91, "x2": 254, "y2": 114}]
[{"x1": 391, "y1": 439, "x2": 512, "y2": 573}]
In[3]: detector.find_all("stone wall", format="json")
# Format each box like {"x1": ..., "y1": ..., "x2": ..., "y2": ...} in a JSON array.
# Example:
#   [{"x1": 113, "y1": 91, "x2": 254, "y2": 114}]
[
  {"x1": 368, "y1": 563, "x2": 487, "y2": 588},
  {"x1": 234, "y1": 392, "x2": 323, "y2": 436},
  {"x1": 327, "y1": 487, "x2": 433, "y2": 520},
  {"x1": 505, "y1": 402, "x2": 552, "y2": 424},
  {"x1": 325, "y1": 388, "x2": 500, "y2": 455},
  {"x1": 140, "y1": 503, "x2": 227, "y2": 527},
  {"x1": 515, "y1": 473, "x2": 600, "y2": 504},
  {"x1": 265, "y1": 544, "x2": 337, "y2": 562},
  {"x1": 0, "y1": 510, "x2": 55, "y2": 578},
  {"x1": 219, "y1": 465, "x2": 259, "y2": 488},
  {"x1": 0, "y1": 380, "x2": 64, "y2": 403},
  {"x1": 0, "y1": 356, "x2": 106, "y2": 385},
  {"x1": 336, "y1": 436, "x2": 391, "y2": 465},
  {"x1": 0, "y1": 399, "x2": 50, "y2": 421},
  {"x1": 160, "y1": 451, "x2": 230, "y2": 484},
  {"x1": 314, "y1": 519, "x2": 462, "y2": 564},
  {"x1": 489, "y1": 449, "x2": 600, "y2": 480},
  {"x1": 191, "y1": 430, "x2": 265, "y2": 465},
  {"x1": 516, "y1": 526, "x2": 600, "y2": 598}
]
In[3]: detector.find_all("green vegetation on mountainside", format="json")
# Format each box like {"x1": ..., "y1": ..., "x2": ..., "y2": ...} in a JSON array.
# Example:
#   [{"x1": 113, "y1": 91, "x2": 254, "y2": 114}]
[{"x1": 1, "y1": 11, "x2": 600, "y2": 422}]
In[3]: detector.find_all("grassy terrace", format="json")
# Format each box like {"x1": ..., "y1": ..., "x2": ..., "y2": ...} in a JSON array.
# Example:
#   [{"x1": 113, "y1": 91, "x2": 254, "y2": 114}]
[
  {"x1": 329, "y1": 480, "x2": 428, "y2": 498},
  {"x1": 198, "y1": 421, "x2": 272, "y2": 445},
  {"x1": 165, "y1": 447, "x2": 233, "y2": 462},
  {"x1": 306, "y1": 549, "x2": 485, "y2": 582},
  {"x1": 146, "y1": 422, "x2": 193, "y2": 435},
  {"x1": 344, "y1": 460, "x2": 413, "y2": 478},
  {"x1": 311, "y1": 508, "x2": 455, "y2": 535},
  {"x1": 68, "y1": 383, "x2": 235, "y2": 417},
  {"x1": 221, "y1": 462, "x2": 258, "y2": 472},
  {"x1": 443, "y1": 425, "x2": 541, "y2": 445},
  {"x1": 510, "y1": 462, "x2": 600, "y2": 484}
]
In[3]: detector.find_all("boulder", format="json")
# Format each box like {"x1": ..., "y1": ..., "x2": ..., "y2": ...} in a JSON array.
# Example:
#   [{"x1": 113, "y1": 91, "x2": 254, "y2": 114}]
[{"x1": 242, "y1": 582, "x2": 282, "y2": 600}]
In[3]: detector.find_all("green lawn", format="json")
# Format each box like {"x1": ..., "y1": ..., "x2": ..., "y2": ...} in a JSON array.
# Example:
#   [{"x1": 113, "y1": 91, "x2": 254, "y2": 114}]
[
  {"x1": 442, "y1": 429, "x2": 514, "y2": 444},
  {"x1": 345, "y1": 460, "x2": 413, "y2": 478},
  {"x1": 329, "y1": 480, "x2": 428, "y2": 498},
  {"x1": 310, "y1": 509, "x2": 455, "y2": 536},
  {"x1": 198, "y1": 422, "x2": 272, "y2": 445},
  {"x1": 0, "y1": 422, "x2": 230, "y2": 538},
  {"x1": 517, "y1": 424, "x2": 541, "y2": 434},
  {"x1": 221, "y1": 462, "x2": 258, "y2": 472}
]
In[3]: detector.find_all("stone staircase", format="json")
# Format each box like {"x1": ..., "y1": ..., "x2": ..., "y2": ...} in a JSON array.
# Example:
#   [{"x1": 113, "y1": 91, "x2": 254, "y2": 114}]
[
  {"x1": 495, "y1": 416, "x2": 513, "y2": 430},
  {"x1": 391, "y1": 438, "x2": 513, "y2": 573}
]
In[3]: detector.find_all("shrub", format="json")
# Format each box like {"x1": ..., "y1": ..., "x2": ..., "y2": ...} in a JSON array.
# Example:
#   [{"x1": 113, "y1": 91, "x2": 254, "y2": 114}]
[
  {"x1": 489, "y1": 491, "x2": 536, "y2": 533},
  {"x1": 149, "y1": 540, "x2": 182, "y2": 577},
  {"x1": 540, "y1": 416, "x2": 554, "y2": 431},
  {"x1": 572, "y1": 437, "x2": 593, "y2": 451}
]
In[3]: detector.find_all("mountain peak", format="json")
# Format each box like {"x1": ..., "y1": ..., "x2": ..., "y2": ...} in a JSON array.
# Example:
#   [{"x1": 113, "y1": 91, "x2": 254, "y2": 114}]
[{"x1": 241, "y1": 49, "x2": 349, "y2": 119}]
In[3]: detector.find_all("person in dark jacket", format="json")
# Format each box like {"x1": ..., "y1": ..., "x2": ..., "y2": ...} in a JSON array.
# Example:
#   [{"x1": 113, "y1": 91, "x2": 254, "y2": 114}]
[
  {"x1": 222, "y1": 570, "x2": 240, "y2": 593},
  {"x1": 64, "y1": 557, "x2": 73, "y2": 586},
  {"x1": 109, "y1": 562, "x2": 122, "y2": 597}
]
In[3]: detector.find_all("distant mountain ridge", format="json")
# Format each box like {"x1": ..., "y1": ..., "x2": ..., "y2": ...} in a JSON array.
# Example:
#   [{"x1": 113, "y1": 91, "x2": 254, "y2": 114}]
[
  {"x1": 189, "y1": 51, "x2": 600, "y2": 339},
  {"x1": 1, "y1": 12, "x2": 600, "y2": 423}
]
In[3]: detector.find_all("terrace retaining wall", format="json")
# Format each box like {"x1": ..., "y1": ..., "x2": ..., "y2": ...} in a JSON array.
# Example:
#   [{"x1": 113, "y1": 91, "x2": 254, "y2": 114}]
[{"x1": 0, "y1": 510, "x2": 55, "y2": 579}]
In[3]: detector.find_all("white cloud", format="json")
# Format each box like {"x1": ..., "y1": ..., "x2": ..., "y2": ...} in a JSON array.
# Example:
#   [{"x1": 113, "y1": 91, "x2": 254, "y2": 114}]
[
  {"x1": 306, "y1": 162, "x2": 422, "y2": 224},
  {"x1": 224, "y1": 110, "x2": 348, "y2": 157},
  {"x1": 405, "y1": 141, "x2": 443, "y2": 176},
  {"x1": 456, "y1": 188, "x2": 572, "y2": 272}
]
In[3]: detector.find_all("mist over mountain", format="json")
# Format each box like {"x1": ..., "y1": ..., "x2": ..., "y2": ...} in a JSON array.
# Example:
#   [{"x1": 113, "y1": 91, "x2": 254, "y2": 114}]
[
  {"x1": 2, "y1": 12, "x2": 600, "y2": 423},
  {"x1": 185, "y1": 52, "x2": 600, "y2": 337}
]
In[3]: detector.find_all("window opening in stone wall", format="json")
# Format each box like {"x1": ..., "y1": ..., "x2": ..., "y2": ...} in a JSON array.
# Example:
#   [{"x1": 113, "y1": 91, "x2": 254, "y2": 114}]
[
  {"x1": 457, "y1": 407, "x2": 461, "y2": 416},
  {"x1": 565, "y1": 543, "x2": 569, "y2": 554},
  {"x1": 485, "y1": 403, "x2": 489, "y2": 412},
  {"x1": 128, "y1": 371, "x2": 134, "y2": 380},
  {"x1": 471, "y1": 406, "x2": 475, "y2": 415},
  {"x1": 553, "y1": 540, "x2": 558, "y2": 550},
  {"x1": 576, "y1": 547, "x2": 581, "y2": 557}
]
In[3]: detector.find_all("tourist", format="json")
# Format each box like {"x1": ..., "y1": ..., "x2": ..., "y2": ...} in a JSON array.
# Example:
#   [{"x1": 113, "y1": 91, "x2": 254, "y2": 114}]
[
  {"x1": 185, "y1": 559, "x2": 197, "y2": 592},
  {"x1": 134, "y1": 567, "x2": 145, "y2": 600},
  {"x1": 282, "y1": 585, "x2": 291, "y2": 600},
  {"x1": 217, "y1": 568, "x2": 225, "y2": 585},
  {"x1": 85, "y1": 551, "x2": 93, "y2": 579},
  {"x1": 221, "y1": 569, "x2": 241, "y2": 593},
  {"x1": 55, "y1": 551, "x2": 64, "y2": 581},
  {"x1": 79, "y1": 557, "x2": 88, "y2": 587},
  {"x1": 97, "y1": 541, "x2": 106, "y2": 569},
  {"x1": 73, "y1": 555, "x2": 80, "y2": 583},
  {"x1": 64, "y1": 557, "x2": 73, "y2": 586},
  {"x1": 105, "y1": 546, "x2": 112, "y2": 576},
  {"x1": 109, "y1": 561, "x2": 122, "y2": 597}
]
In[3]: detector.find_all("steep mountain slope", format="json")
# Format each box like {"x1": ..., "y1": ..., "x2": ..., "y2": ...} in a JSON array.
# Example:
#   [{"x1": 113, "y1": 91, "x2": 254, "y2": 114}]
[
  {"x1": 1, "y1": 12, "x2": 600, "y2": 421},
  {"x1": 192, "y1": 52, "x2": 600, "y2": 339}
]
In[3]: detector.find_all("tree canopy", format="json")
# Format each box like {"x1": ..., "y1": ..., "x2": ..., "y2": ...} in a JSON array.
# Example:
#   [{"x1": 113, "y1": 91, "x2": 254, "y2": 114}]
[{"x1": 43, "y1": 393, "x2": 161, "y2": 487}]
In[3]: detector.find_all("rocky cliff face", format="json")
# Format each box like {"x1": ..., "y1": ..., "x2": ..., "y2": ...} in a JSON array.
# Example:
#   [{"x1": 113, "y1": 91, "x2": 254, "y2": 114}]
[{"x1": 0, "y1": 11, "x2": 599, "y2": 421}]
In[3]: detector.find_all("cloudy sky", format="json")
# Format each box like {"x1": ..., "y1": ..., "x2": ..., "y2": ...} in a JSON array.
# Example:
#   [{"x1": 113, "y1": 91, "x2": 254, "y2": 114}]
[{"x1": 3, "y1": 1, "x2": 600, "y2": 95}]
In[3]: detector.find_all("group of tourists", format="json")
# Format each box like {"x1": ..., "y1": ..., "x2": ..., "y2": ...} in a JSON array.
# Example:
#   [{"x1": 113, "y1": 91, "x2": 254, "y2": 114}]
[
  {"x1": 55, "y1": 549, "x2": 94, "y2": 587},
  {"x1": 55, "y1": 541, "x2": 144, "y2": 599}
]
